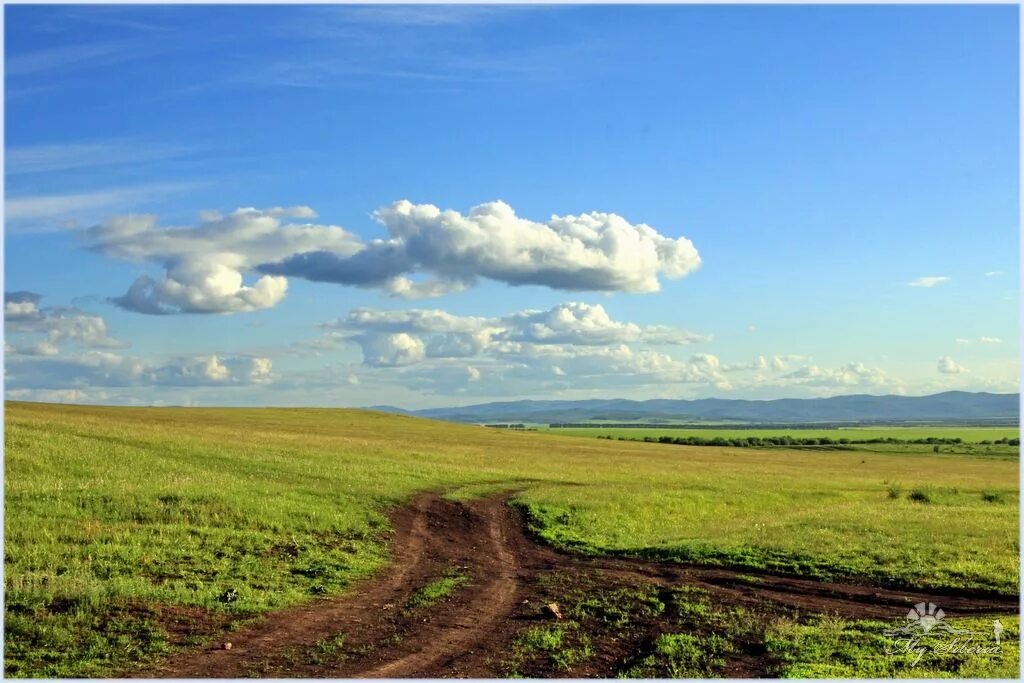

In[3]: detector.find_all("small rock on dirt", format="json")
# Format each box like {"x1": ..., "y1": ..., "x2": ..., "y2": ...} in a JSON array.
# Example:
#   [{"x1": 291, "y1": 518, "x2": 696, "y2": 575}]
[
  {"x1": 222, "y1": 642, "x2": 232, "y2": 650},
  {"x1": 542, "y1": 602, "x2": 563, "y2": 620}
]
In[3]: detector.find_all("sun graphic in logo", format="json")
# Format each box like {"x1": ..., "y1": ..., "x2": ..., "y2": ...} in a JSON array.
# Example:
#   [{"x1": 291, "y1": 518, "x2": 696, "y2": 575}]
[
  {"x1": 882, "y1": 602, "x2": 971, "y2": 637},
  {"x1": 906, "y1": 602, "x2": 945, "y2": 633}
]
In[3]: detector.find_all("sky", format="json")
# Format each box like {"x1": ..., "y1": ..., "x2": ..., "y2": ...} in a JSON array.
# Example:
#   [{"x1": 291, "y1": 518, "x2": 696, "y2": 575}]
[{"x1": 3, "y1": 4, "x2": 1020, "y2": 409}]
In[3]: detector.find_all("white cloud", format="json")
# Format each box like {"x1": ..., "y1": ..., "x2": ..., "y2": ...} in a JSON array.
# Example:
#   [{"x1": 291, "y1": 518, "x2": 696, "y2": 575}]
[
  {"x1": 112, "y1": 269, "x2": 289, "y2": 315},
  {"x1": 5, "y1": 388, "x2": 98, "y2": 404},
  {"x1": 6, "y1": 183, "x2": 191, "y2": 225},
  {"x1": 6, "y1": 351, "x2": 274, "y2": 389},
  {"x1": 260, "y1": 199, "x2": 701, "y2": 296},
  {"x1": 984, "y1": 271, "x2": 1003, "y2": 277},
  {"x1": 87, "y1": 201, "x2": 701, "y2": 314},
  {"x1": 499, "y1": 302, "x2": 707, "y2": 346},
  {"x1": 382, "y1": 276, "x2": 470, "y2": 299},
  {"x1": 908, "y1": 276, "x2": 951, "y2": 288},
  {"x1": 4, "y1": 291, "x2": 44, "y2": 321},
  {"x1": 779, "y1": 361, "x2": 894, "y2": 389},
  {"x1": 312, "y1": 301, "x2": 726, "y2": 395},
  {"x1": 722, "y1": 355, "x2": 767, "y2": 372},
  {"x1": 391, "y1": 343, "x2": 732, "y2": 396},
  {"x1": 5, "y1": 140, "x2": 196, "y2": 175},
  {"x1": 937, "y1": 356, "x2": 966, "y2": 375},
  {"x1": 955, "y1": 336, "x2": 1003, "y2": 345},
  {"x1": 324, "y1": 301, "x2": 705, "y2": 359},
  {"x1": 313, "y1": 302, "x2": 908, "y2": 399},
  {"x1": 5, "y1": 292, "x2": 125, "y2": 352},
  {"x1": 356, "y1": 333, "x2": 427, "y2": 367},
  {"x1": 690, "y1": 353, "x2": 720, "y2": 370},
  {"x1": 151, "y1": 355, "x2": 231, "y2": 384},
  {"x1": 5, "y1": 300, "x2": 41, "y2": 320},
  {"x1": 248, "y1": 357, "x2": 275, "y2": 383},
  {"x1": 6, "y1": 340, "x2": 61, "y2": 357},
  {"x1": 266, "y1": 206, "x2": 318, "y2": 219},
  {"x1": 333, "y1": 307, "x2": 492, "y2": 335},
  {"x1": 2, "y1": 291, "x2": 275, "y2": 392},
  {"x1": 723, "y1": 354, "x2": 809, "y2": 373},
  {"x1": 86, "y1": 208, "x2": 362, "y2": 314}
]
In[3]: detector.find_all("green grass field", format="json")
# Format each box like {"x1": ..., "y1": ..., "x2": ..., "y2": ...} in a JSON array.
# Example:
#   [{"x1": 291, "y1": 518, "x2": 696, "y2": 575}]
[
  {"x1": 542, "y1": 426, "x2": 1021, "y2": 457},
  {"x1": 543, "y1": 426, "x2": 1020, "y2": 441},
  {"x1": 5, "y1": 402, "x2": 1020, "y2": 676}
]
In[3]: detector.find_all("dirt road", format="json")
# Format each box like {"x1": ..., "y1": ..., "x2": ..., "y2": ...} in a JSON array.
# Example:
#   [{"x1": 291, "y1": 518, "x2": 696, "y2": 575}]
[{"x1": 140, "y1": 492, "x2": 1018, "y2": 678}]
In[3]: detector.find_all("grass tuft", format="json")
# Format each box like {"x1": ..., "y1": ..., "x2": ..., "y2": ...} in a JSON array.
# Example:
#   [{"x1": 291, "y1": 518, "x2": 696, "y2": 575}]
[
  {"x1": 406, "y1": 569, "x2": 470, "y2": 610},
  {"x1": 908, "y1": 489, "x2": 932, "y2": 504}
]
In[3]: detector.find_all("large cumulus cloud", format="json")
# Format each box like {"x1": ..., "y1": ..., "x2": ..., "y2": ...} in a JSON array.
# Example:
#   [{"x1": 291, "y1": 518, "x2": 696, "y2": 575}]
[
  {"x1": 87, "y1": 201, "x2": 701, "y2": 314},
  {"x1": 262, "y1": 200, "x2": 701, "y2": 295}
]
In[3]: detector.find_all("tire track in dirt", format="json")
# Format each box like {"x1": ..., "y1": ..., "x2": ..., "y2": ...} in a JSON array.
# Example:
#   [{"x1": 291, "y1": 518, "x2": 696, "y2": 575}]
[
  {"x1": 140, "y1": 491, "x2": 1019, "y2": 678},
  {"x1": 358, "y1": 496, "x2": 520, "y2": 678},
  {"x1": 135, "y1": 495, "x2": 436, "y2": 678}
]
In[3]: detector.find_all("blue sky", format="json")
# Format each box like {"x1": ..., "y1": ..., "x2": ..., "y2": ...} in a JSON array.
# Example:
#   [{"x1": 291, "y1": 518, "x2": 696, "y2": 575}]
[{"x1": 4, "y1": 4, "x2": 1019, "y2": 408}]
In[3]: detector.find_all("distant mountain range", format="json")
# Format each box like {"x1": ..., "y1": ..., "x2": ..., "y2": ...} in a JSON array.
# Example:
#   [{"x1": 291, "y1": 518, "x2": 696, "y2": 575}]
[{"x1": 368, "y1": 391, "x2": 1020, "y2": 425}]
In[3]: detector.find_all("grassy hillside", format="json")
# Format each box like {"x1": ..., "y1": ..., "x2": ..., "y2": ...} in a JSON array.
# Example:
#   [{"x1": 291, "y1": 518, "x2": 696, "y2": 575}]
[{"x1": 5, "y1": 402, "x2": 1019, "y2": 676}]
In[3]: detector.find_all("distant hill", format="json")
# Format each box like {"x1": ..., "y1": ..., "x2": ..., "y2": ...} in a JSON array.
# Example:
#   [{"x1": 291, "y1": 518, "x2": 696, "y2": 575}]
[{"x1": 371, "y1": 391, "x2": 1020, "y2": 425}]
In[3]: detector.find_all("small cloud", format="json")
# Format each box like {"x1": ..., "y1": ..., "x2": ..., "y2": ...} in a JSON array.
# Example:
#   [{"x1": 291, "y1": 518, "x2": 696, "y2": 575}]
[
  {"x1": 5, "y1": 292, "x2": 125, "y2": 351},
  {"x1": 690, "y1": 353, "x2": 720, "y2": 370},
  {"x1": 937, "y1": 356, "x2": 966, "y2": 375},
  {"x1": 266, "y1": 206, "x2": 318, "y2": 219},
  {"x1": 747, "y1": 325, "x2": 757, "y2": 333},
  {"x1": 957, "y1": 336, "x2": 1002, "y2": 345},
  {"x1": 908, "y1": 276, "x2": 951, "y2": 288},
  {"x1": 984, "y1": 271, "x2": 1003, "y2": 277},
  {"x1": 356, "y1": 332, "x2": 426, "y2": 367}
]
